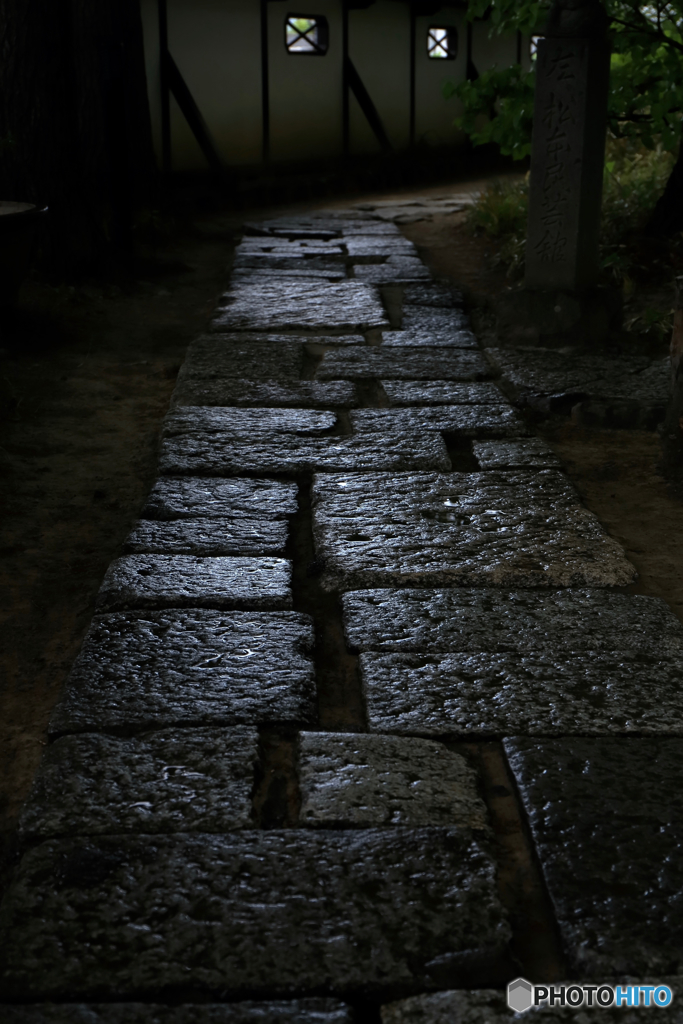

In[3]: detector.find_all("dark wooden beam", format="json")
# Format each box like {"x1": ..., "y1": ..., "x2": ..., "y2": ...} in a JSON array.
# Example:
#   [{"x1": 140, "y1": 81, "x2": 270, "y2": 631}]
[
  {"x1": 158, "y1": 0, "x2": 171, "y2": 173},
  {"x1": 346, "y1": 56, "x2": 392, "y2": 153},
  {"x1": 260, "y1": 0, "x2": 270, "y2": 161},
  {"x1": 164, "y1": 51, "x2": 224, "y2": 173}
]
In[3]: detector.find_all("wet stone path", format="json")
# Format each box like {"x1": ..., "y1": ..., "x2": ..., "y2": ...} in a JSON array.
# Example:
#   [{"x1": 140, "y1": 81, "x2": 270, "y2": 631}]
[{"x1": 2, "y1": 213, "x2": 683, "y2": 1022}]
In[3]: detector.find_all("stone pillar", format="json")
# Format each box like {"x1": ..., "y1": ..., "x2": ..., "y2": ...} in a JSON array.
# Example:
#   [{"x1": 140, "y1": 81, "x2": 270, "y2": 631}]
[{"x1": 525, "y1": 0, "x2": 610, "y2": 293}]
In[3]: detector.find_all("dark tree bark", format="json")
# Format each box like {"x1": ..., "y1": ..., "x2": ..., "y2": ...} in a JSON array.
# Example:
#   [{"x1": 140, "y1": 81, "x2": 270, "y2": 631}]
[
  {"x1": 646, "y1": 141, "x2": 683, "y2": 237},
  {"x1": 0, "y1": 0, "x2": 156, "y2": 274}
]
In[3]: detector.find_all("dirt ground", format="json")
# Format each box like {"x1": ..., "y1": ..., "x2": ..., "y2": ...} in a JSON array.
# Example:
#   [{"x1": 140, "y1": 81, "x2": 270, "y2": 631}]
[{"x1": 1, "y1": 176, "x2": 682, "y2": 893}]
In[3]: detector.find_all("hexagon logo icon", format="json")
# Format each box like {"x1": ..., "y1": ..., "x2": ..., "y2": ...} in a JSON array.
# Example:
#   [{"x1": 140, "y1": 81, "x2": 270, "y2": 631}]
[{"x1": 508, "y1": 977, "x2": 534, "y2": 1013}]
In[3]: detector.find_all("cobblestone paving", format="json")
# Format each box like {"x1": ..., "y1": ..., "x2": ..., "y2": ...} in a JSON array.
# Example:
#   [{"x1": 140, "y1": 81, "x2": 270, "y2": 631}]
[{"x1": 2, "y1": 211, "x2": 683, "y2": 1018}]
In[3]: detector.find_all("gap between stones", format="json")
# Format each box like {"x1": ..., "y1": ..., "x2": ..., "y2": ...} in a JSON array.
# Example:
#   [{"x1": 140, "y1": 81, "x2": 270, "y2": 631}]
[{"x1": 461, "y1": 740, "x2": 567, "y2": 983}]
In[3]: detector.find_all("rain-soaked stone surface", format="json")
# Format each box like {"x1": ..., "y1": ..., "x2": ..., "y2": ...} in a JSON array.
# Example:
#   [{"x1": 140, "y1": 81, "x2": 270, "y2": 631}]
[
  {"x1": 473, "y1": 439, "x2": 562, "y2": 469},
  {"x1": 360, "y1": 650, "x2": 683, "y2": 736},
  {"x1": 179, "y1": 339, "x2": 303, "y2": 380},
  {"x1": 381, "y1": 988, "x2": 683, "y2": 1023},
  {"x1": 123, "y1": 517, "x2": 289, "y2": 556},
  {"x1": 298, "y1": 732, "x2": 488, "y2": 828},
  {"x1": 49, "y1": 610, "x2": 315, "y2": 735},
  {"x1": 171, "y1": 378, "x2": 359, "y2": 409},
  {"x1": 342, "y1": 588, "x2": 683, "y2": 655},
  {"x1": 18, "y1": 726, "x2": 258, "y2": 839},
  {"x1": 350, "y1": 406, "x2": 527, "y2": 438},
  {"x1": 231, "y1": 268, "x2": 347, "y2": 282},
  {"x1": 211, "y1": 281, "x2": 389, "y2": 332},
  {"x1": 141, "y1": 477, "x2": 298, "y2": 521},
  {"x1": 312, "y1": 471, "x2": 635, "y2": 591},
  {"x1": 162, "y1": 407, "x2": 337, "y2": 438},
  {"x1": 159, "y1": 432, "x2": 450, "y2": 476},
  {"x1": 353, "y1": 260, "x2": 431, "y2": 283},
  {"x1": 401, "y1": 308, "x2": 470, "y2": 332},
  {"x1": 382, "y1": 381, "x2": 503, "y2": 406},
  {"x1": 505, "y1": 738, "x2": 683, "y2": 975},
  {"x1": 317, "y1": 348, "x2": 491, "y2": 381},
  {"x1": 95, "y1": 555, "x2": 292, "y2": 612},
  {"x1": 2, "y1": 999, "x2": 355, "y2": 1024},
  {"x1": 344, "y1": 238, "x2": 417, "y2": 259},
  {"x1": 382, "y1": 328, "x2": 478, "y2": 348},
  {"x1": 0, "y1": 829, "x2": 510, "y2": 999},
  {"x1": 400, "y1": 283, "x2": 464, "y2": 307}
]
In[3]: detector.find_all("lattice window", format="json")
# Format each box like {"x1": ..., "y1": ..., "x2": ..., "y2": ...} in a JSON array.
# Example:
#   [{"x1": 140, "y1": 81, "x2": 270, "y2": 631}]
[
  {"x1": 285, "y1": 15, "x2": 329, "y2": 55},
  {"x1": 427, "y1": 26, "x2": 457, "y2": 60}
]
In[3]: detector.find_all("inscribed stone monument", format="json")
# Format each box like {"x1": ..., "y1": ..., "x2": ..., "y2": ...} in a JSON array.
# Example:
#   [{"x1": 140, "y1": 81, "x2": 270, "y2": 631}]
[{"x1": 525, "y1": 0, "x2": 610, "y2": 292}]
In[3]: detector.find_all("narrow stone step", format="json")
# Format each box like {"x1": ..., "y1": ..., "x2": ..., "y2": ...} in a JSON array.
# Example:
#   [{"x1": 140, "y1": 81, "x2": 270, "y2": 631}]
[
  {"x1": 381, "y1": 381, "x2": 502, "y2": 405},
  {"x1": 49, "y1": 610, "x2": 315, "y2": 735},
  {"x1": 317, "y1": 347, "x2": 491, "y2": 381},
  {"x1": 159, "y1": 432, "x2": 451, "y2": 476},
  {"x1": 312, "y1": 471, "x2": 635, "y2": 590},
  {"x1": 382, "y1": 328, "x2": 478, "y2": 348},
  {"x1": 472, "y1": 438, "x2": 561, "y2": 469},
  {"x1": 171, "y1": 379, "x2": 359, "y2": 408},
  {"x1": 162, "y1": 407, "x2": 337, "y2": 438},
  {"x1": 0, "y1": 828, "x2": 510, "y2": 1000},
  {"x1": 505, "y1": 737, "x2": 683, "y2": 976},
  {"x1": 123, "y1": 518, "x2": 289, "y2": 556},
  {"x1": 141, "y1": 476, "x2": 298, "y2": 520},
  {"x1": 354, "y1": 261, "x2": 431, "y2": 283},
  {"x1": 350, "y1": 406, "x2": 528, "y2": 437},
  {"x1": 343, "y1": 588, "x2": 683, "y2": 654},
  {"x1": 95, "y1": 555, "x2": 292, "y2": 612},
  {"x1": 179, "y1": 338, "x2": 303, "y2": 380}
]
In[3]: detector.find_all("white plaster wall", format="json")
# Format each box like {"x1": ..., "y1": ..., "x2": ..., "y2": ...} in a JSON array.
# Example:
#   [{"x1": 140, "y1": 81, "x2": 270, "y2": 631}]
[
  {"x1": 414, "y1": 6, "x2": 466, "y2": 147},
  {"x1": 348, "y1": 1, "x2": 409, "y2": 154},
  {"x1": 139, "y1": 0, "x2": 525, "y2": 170},
  {"x1": 268, "y1": 0, "x2": 343, "y2": 162},
  {"x1": 141, "y1": 0, "x2": 262, "y2": 171}
]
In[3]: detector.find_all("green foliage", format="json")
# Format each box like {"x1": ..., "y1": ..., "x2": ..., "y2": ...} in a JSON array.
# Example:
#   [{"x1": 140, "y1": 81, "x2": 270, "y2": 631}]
[
  {"x1": 446, "y1": 2, "x2": 683, "y2": 158},
  {"x1": 468, "y1": 139, "x2": 676, "y2": 281}
]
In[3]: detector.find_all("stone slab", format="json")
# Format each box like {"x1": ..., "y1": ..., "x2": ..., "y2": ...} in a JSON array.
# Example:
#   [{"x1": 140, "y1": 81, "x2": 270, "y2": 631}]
[
  {"x1": 382, "y1": 329, "x2": 477, "y2": 348},
  {"x1": 0, "y1": 828, "x2": 510, "y2": 999},
  {"x1": 298, "y1": 732, "x2": 487, "y2": 828},
  {"x1": 49, "y1": 610, "x2": 315, "y2": 735},
  {"x1": 317, "y1": 348, "x2": 491, "y2": 381},
  {"x1": 382, "y1": 381, "x2": 503, "y2": 406},
  {"x1": 162, "y1": 407, "x2": 336, "y2": 438},
  {"x1": 354, "y1": 262, "x2": 431, "y2": 284},
  {"x1": 159, "y1": 433, "x2": 450, "y2": 476},
  {"x1": 2, "y1": 1002, "x2": 353, "y2": 1024},
  {"x1": 400, "y1": 283, "x2": 464, "y2": 308},
  {"x1": 233, "y1": 255, "x2": 346, "y2": 269},
  {"x1": 350, "y1": 406, "x2": 527, "y2": 438},
  {"x1": 212, "y1": 281, "x2": 389, "y2": 332},
  {"x1": 180, "y1": 339, "x2": 303, "y2": 380},
  {"x1": 171, "y1": 379, "x2": 359, "y2": 409},
  {"x1": 231, "y1": 268, "x2": 347, "y2": 282},
  {"x1": 505, "y1": 738, "x2": 683, "y2": 975},
  {"x1": 198, "y1": 332, "x2": 366, "y2": 346},
  {"x1": 123, "y1": 518, "x2": 288, "y2": 556},
  {"x1": 141, "y1": 477, "x2": 298, "y2": 521},
  {"x1": 19, "y1": 726, "x2": 258, "y2": 839},
  {"x1": 342, "y1": 588, "x2": 683, "y2": 655},
  {"x1": 360, "y1": 650, "x2": 683, "y2": 736},
  {"x1": 473, "y1": 439, "x2": 562, "y2": 469},
  {"x1": 381, "y1": 988, "x2": 683, "y2": 1023},
  {"x1": 312, "y1": 471, "x2": 635, "y2": 590},
  {"x1": 401, "y1": 308, "x2": 471, "y2": 332},
  {"x1": 95, "y1": 555, "x2": 292, "y2": 612},
  {"x1": 345, "y1": 238, "x2": 417, "y2": 257},
  {"x1": 485, "y1": 347, "x2": 651, "y2": 402}
]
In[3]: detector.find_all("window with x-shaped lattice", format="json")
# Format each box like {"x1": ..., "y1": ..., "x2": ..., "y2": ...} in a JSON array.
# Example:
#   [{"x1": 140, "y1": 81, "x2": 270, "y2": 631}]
[
  {"x1": 427, "y1": 26, "x2": 457, "y2": 60},
  {"x1": 285, "y1": 15, "x2": 329, "y2": 55}
]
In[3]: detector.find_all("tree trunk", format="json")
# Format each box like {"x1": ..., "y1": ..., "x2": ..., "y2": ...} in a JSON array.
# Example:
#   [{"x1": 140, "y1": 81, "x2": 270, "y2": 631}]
[
  {"x1": 0, "y1": 0, "x2": 156, "y2": 275},
  {"x1": 645, "y1": 139, "x2": 683, "y2": 237}
]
